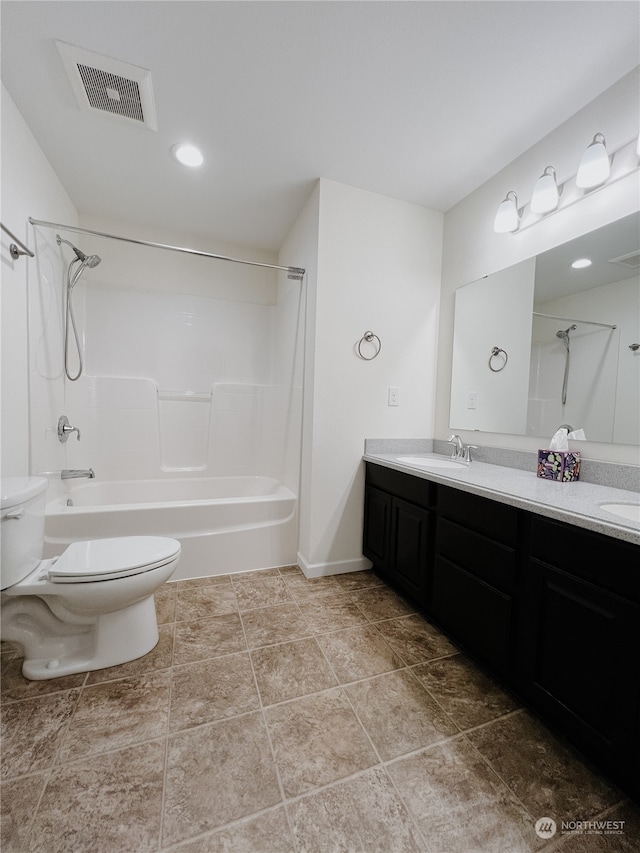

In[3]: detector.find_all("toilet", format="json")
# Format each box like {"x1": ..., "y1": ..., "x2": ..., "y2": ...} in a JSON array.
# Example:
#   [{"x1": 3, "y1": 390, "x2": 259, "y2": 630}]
[{"x1": 1, "y1": 477, "x2": 180, "y2": 680}]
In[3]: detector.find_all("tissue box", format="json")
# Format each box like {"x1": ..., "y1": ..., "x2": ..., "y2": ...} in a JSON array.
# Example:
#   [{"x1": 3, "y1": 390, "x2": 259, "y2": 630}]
[{"x1": 537, "y1": 450, "x2": 580, "y2": 482}]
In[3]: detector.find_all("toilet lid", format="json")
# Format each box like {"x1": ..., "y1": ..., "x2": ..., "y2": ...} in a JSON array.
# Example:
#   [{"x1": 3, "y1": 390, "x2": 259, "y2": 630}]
[{"x1": 49, "y1": 536, "x2": 181, "y2": 583}]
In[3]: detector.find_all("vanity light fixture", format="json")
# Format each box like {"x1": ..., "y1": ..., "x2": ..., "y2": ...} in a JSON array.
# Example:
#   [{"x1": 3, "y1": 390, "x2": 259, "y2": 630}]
[
  {"x1": 530, "y1": 166, "x2": 560, "y2": 214},
  {"x1": 571, "y1": 258, "x2": 592, "y2": 270},
  {"x1": 493, "y1": 191, "x2": 522, "y2": 233},
  {"x1": 171, "y1": 143, "x2": 204, "y2": 168},
  {"x1": 576, "y1": 133, "x2": 610, "y2": 188}
]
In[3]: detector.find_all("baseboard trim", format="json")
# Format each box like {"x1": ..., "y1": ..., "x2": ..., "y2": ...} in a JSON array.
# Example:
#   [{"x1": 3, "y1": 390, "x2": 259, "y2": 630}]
[{"x1": 296, "y1": 552, "x2": 372, "y2": 579}]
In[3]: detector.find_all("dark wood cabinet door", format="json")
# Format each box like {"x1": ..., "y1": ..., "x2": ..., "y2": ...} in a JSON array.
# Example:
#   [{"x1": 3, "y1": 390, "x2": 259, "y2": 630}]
[
  {"x1": 520, "y1": 558, "x2": 639, "y2": 791},
  {"x1": 363, "y1": 485, "x2": 392, "y2": 574},
  {"x1": 390, "y1": 496, "x2": 431, "y2": 603}
]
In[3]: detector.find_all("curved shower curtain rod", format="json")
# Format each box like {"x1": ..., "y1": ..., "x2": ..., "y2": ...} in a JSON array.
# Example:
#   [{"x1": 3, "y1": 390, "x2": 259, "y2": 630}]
[{"x1": 28, "y1": 217, "x2": 306, "y2": 281}]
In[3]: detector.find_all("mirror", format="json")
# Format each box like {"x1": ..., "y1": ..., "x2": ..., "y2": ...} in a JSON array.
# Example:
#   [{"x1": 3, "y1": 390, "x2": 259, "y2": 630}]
[{"x1": 450, "y1": 211, "x2": 640, "y2": 445}]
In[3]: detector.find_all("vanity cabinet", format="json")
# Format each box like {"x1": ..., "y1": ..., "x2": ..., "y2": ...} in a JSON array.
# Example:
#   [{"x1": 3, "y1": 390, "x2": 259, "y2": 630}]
[
  {"x1": 363, "y1": 464, "x2": 435, "y2": 606},
  {"x1": 518, "y1": 516, "x2": 640, "y2": 794},
  {"x1": 431, "y1": 486, "x2": 520, "y2": 676},
  {"x1": 362, "y1": 461, "x2": 640, "y2": 799}
]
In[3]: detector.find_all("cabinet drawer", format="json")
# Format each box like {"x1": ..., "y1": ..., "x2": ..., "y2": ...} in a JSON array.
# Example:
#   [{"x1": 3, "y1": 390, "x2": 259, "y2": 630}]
[
  {"x1": 529, "y1": 517, "x2": 640, "y2": 603},
  {"x1": 436, "y1": 517, "x2": 515, "y2": 594},
  {"x1": 431, "y1": 555, "x2": 512, "y2": 674},
  {"x1": 437, "y1": 486, "x2": 518, "y2": 546},
  {"x1": 366, "y1": 463, "x2": 434, "y2": 508}
]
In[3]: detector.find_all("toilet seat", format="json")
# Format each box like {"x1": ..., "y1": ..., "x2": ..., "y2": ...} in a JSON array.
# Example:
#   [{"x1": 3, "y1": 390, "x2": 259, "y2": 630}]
[{"x1": 48, "y1": 536, "x2": 181, "y2": 583}]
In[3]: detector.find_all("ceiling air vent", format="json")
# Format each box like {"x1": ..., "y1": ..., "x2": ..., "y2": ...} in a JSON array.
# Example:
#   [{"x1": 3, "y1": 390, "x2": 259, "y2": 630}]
[
  {"x1": 56, "y1": 41, "x2": 157, "y2": 131},
  {"x1": 608, "y1": 250, "x2": 640, "y2": 270}
]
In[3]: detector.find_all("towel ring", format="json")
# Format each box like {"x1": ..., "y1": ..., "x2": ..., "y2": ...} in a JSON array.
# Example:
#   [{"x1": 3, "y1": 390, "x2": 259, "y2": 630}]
[
  {"x1": 488, "y1": 346, "x2": 508, "y2": 372},
  {"x1": 357, "y1": 331, "x2": 381, "y2": 360}
]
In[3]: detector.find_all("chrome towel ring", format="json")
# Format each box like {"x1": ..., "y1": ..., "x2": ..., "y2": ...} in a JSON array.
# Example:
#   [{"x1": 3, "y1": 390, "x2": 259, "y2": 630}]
[
  {"x1": 357, "y1": 331, "x2": 381, "y2": 360},
  {"x1": 489, "y1": 346, "x2": 508, "y2": 372}
]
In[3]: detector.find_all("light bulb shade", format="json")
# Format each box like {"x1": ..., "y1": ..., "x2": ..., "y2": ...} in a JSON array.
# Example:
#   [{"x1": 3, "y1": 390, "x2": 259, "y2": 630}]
[
  {"x1": 493, "y1": 191, "x2": 520, "y2": 233},
  {"x1": 576, "y1": 133, "x2": 610, "y2": 188},
  {"x1": 530, "y1": 166, "x2": 559, "y2": 214}
]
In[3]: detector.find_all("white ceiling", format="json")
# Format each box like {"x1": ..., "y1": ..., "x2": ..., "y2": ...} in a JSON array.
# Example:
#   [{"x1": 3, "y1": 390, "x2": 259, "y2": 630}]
[{"x1": 2, "y1": 1, "x2": 639, "y2": 251}]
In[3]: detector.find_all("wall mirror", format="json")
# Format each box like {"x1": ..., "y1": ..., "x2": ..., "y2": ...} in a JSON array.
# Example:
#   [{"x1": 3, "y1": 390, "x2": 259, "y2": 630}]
[{"x1": 450, "y1": 211, "x2": 640, "y2": 445}]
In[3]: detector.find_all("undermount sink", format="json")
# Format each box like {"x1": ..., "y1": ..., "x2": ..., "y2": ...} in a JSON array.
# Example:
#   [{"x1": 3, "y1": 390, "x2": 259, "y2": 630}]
[
  {"x1": 397, "y1": 455, "x2": 466, "y2": 470},
  {"x1": 599, "y1": 503, "x2": 640, "y2": 523}
]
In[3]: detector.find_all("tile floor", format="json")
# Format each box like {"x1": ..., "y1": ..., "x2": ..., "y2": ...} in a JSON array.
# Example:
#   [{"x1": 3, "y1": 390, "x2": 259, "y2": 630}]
[{"x1": 1, "y1": 565, "x2": 638, "y2": 852}]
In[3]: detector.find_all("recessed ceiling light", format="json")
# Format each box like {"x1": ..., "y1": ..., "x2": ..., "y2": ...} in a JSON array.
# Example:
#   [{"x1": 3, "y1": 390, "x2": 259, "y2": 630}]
[
  {"x1": 171, "y1": 143, "x2": 204, "y2": 168},
  {"x1": 571, "y1": 258, "x2": 592, "y2": 269}
]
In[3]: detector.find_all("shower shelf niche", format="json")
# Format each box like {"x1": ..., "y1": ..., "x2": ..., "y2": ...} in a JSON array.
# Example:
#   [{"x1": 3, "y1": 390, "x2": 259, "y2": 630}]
[{"x1": 157, "y1": 389, "x2": 212, "y2": 472}]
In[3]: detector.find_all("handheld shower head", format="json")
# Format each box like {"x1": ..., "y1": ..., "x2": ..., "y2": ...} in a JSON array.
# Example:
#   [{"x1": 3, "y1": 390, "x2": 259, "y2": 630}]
[
  {"x1": 556, "y1": 325, "x2": 577, "y2": 339},
  {"x1": 56, "y1": 234, "x2": 101, "y2": 268}
]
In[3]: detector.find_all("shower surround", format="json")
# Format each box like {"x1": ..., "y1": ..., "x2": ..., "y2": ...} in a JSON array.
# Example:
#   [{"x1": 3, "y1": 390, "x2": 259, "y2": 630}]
[{"x1": 29, "y1": 222, "x2": 304, "y2": 579}]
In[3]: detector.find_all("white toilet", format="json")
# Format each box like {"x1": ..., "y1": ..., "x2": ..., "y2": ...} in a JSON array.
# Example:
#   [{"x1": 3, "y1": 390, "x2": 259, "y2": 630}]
[{"x1": 1, "y1": 477, "x2": 180, "y2": 680}]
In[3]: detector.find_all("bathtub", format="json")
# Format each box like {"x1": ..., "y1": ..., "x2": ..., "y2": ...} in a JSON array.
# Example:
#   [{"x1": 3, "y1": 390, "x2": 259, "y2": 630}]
[{"x1": 44, "y1": 476, "x2": 298, "y2": 580}]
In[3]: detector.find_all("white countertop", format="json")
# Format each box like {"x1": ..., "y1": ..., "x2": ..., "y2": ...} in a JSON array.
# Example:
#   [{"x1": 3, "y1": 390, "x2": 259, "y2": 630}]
[{"x1": 363, "y1": 452, "x2": 640, "y2": 545}]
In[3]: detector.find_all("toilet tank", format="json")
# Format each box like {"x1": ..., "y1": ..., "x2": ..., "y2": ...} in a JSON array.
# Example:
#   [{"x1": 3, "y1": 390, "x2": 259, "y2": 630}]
[{"x1": 1, "y1": 477, "x2": 48, "y2": 590}]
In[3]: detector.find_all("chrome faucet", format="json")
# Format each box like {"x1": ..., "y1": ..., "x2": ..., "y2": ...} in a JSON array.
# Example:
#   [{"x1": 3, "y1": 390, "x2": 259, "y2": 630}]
[
  {"x1": 61, "y1": 468, "x2": 95, "y2": 480},
  {"x1": 446, "y1": 434, "x2": 478, "y2": 464},
  {"x1": 447, "y1": 434, "x2": 464, "y2": 459}
]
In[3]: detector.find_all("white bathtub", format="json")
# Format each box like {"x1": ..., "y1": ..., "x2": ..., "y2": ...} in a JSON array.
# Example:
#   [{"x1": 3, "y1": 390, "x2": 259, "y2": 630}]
[{"x1": 44, "y1": 476, "x2": 298, "y2": 580}]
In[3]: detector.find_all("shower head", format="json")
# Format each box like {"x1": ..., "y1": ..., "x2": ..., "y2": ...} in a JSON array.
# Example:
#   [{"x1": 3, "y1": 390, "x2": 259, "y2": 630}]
[
  {"x1": 556, "y1": 325, "x2": 577, "y2": 338},
  {"x1": 56, "y1": 234, "x2": 101, "y2": 268}
]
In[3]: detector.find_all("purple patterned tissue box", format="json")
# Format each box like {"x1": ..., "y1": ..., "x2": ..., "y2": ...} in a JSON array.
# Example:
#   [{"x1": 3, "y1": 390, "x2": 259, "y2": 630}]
[{"x1": 537, "y1": 450, "x2": 580, "y2": 482}]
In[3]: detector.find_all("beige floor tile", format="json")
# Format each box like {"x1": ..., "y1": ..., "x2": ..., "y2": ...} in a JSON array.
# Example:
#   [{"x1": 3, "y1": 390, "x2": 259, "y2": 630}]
[
  {"x1": 1, "y1": 773, "x2": 47, "y2": 853},
  {"x1": 345, "y1": 669, "x2": 457, "y2": 761},
  {"x1": 169, "y1": 652, "x2": 259, "y2": 732},
  {"x1": 281, "y1": 573, "x2": 341, "y2": 599},
  {"x1": 278, "y1": 564, "x2": 303, "y2": 576},
  {"x1": 297, "y1": 593, "x2": 371, "y2": 633},
  {"x1": 86, "y1": 622, "x2": 175, "y2": 685},
  {"x1": 1, "y1": 659, "x2": 86, "y2": 703},
  {"x1": 316, "y1": 623, "x2": 405, "y2": 683},
  {"x1": 1, "y1": 690, "x2": 80, "y2": 779},
  {"x1": 286, "y1": 766, "x2": 424, "y2": 852},
  {"x1": 173, "y1": 612, "x2": 246, "y2": 665},
  {"x1": 265, "y1": 687, "x2": 378, "y2": 797},
  {"x1": 176, "y1": 584, "x2": 238, "y2": 621},
  {"x1": 250, "y1": 637, "x2": 337, "y2": 706},
  {"x1": 388, "y1": 736, "x2": 542, "y2": 853},
  {"x1": 374, "y1": 613, "x2": 458, "y2": 664},
  {"x1": 163, "y1": 712, "x2": 281, "y2": 846},
  {"x1": 468, "y1": 711, "x2": 622, "y2": 823},
  {"x1": 413, "y1": 654, "x2": 520, "y2": 730},
  {"x1": 240, "y1": 602, "x2": 312, "y2": 649},
  {"x1": 58, "y1": 671, "x2": 170, "y2": 762},
  {"x1": 232, "y1": 577, "x2": 294, "y2": 611},
  {"x1": 176, "y1": 575, "x2": 232, "y2": 589},
  {"x1": 231, "y1": 567, "x2": 282, "y2": 582},
  {"x1": 28, "y1": 740, "x2": 165, "y2": 853},
  {"x1": 348, "y1": 586, "x2": 416, "y2": 621},
  {"x1": 331, "y1": 569, "x2": 384, "y2": 592},
  {"x1": 172, "y1": 806, "x2": 296, "y2": 853}
]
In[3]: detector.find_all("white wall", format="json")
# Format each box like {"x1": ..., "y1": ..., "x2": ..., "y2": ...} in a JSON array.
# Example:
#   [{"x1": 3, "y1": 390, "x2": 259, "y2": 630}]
[
  {"x1": 437, "y1": 69, "x2": 640, "y2": 464},
  {"x1": 294, "y1": 179, "x2": 443, "y2": 576},
  {"x1": 1, "y1": 84, "x2": 78, "y2": 480}
]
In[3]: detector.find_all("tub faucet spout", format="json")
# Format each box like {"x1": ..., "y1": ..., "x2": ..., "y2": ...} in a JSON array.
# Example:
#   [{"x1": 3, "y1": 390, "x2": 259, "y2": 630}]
[{"x1": 61, "y1": 468, "x2": 95, "y2": 480}]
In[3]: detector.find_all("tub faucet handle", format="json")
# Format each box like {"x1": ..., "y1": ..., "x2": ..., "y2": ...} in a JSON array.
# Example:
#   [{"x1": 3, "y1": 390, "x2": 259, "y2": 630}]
[{"x1": 58, "y1": 415, "x2": 81, "y2": 443}]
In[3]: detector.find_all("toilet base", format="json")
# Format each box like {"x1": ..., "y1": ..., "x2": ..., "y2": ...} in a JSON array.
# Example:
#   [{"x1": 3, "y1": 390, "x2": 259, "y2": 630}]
[{"x1": 3, "y1": 594, "x2": 159, "y2": 680}]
